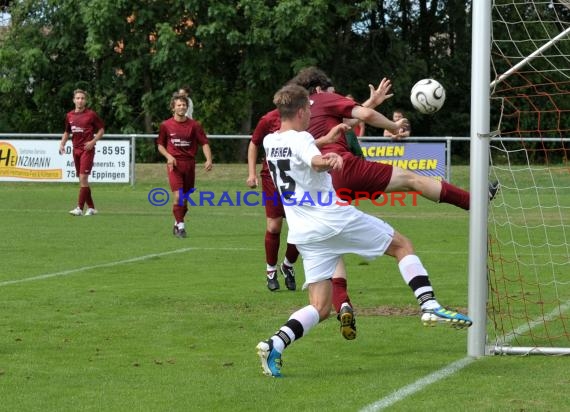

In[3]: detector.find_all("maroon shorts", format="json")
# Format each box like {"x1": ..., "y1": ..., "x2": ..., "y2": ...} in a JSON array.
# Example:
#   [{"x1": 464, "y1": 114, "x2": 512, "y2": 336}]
[
  {"x1": 261, "y1": 173, "x2": 286, "y2": 219},
  {"x1": 73, "y1": 148, "x2": 95, "y2": 176},
  {"x1": 330, "y1": 153, "x2": 394, "y2": 201},
  {"x1": 168, "y1": 158, "x2": 196, "y2": 193}
]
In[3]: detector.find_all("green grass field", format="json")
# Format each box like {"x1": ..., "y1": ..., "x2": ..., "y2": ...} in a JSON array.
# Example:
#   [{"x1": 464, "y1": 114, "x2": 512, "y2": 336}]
[{"x1": 1, "y1": 164, "x2": 569, "y2": 411}]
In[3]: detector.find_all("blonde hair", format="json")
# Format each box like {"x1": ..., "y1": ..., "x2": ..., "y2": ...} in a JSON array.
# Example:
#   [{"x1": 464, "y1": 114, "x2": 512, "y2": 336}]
[
  {"x1": 273, "y1": 84, "x2": 309, "y2": 119},
  {"x1": 73, "y1": 89, "x2": 88, "y2": 98}
]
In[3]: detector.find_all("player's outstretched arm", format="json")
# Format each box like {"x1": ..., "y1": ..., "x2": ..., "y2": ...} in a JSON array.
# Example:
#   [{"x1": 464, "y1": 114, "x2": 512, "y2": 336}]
[
  {"x1": 353, "y1": 106, "x2": 409, "y2": 132},
  {"x1": 362, "y1": 78, "x2": 394, "y2": 109}
]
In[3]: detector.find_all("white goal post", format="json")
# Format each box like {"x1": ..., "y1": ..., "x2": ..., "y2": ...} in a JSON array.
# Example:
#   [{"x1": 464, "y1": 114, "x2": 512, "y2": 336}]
[
  {"x1": 470, "y1": 0, "x2": 570, "y2": 356},
  {"x1": 468, "y1": 0, "x2": 492, "y2": 357}
]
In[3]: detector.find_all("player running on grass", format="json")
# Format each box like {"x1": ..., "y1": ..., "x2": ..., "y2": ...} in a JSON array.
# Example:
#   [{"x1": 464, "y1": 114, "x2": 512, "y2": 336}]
[{"x1": 256, "y1": 84, "x2": 472, "y2": 377}]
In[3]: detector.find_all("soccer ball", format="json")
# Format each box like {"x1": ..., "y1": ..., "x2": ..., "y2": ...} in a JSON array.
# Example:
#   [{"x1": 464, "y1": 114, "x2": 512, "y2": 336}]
[{"x1": 410, "y1": 79, "x2": 446, "y2": 114}]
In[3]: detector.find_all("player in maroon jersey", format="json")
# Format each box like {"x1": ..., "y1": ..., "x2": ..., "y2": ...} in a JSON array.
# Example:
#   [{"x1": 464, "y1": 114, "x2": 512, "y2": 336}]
[
  {"x1": 246, "y1": 109, "x2": 299, "y2": 292},
  {"x1": 288, "y1": 66, "x2": 498, "y2": 339},
  {"x1": 157, "y1": 93, "x2": 213, "y2": 238},
  {"x1": 59, "y1": 89, "x2": 105, "y2": 217}
]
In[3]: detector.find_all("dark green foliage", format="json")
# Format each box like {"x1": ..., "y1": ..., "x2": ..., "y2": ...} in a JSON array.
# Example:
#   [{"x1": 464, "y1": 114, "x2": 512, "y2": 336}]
[{"x1": 5, "y1": 1, "x2": 564, "y2": 164}]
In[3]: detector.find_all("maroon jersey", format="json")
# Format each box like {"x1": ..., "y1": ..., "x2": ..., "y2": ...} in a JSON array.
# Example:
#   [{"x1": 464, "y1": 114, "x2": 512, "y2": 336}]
[
  {"x1": 157, "y1": 117, "x2": 209, "y2": 159},
  {"x1": 307, "y1": 92, "x2": 356, "y2": 155},
  {"x1": 65, "y1": 109, "x2": 104, "y2": 149},
  {"x1": 251, "y1": 109, "x2": 281, "y2": 177}
]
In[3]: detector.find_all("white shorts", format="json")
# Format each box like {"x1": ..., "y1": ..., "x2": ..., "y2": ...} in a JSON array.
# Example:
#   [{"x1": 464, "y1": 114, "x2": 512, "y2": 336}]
[{"x1": 296, "y1": 211, "x2": 394, "y2": 289}]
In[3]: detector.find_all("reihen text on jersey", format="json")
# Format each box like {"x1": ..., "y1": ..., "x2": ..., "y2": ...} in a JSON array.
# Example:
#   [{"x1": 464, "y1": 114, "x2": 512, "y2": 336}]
[{"x1": 268, "y1": 146, "x2": 292, "y2": 158}]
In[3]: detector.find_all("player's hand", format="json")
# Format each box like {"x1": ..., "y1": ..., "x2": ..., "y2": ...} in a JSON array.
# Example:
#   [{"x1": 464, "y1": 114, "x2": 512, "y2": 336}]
[
  {"x1": 319, "y1": 123, "x2": 349, "y2": 146},
  {"x1": 84, "y1": 140, "x2": 96, "y2": 151},
  {"x1": 331, "y1": 123, "x2": 350, "y2": 144},
  {"x1": 322, "y1": 153, "x2": 343, "y2": 171},
  {"x1": 204, "y1": 160, "x2": 213, "y2": 171},
  {"x1": 246, "y1": 175, "x2": 258, "y2": 188},
  {"x1": 395, "y1": 118, "x2": 409, "y2": 132},
  {"x1": 368, "y1": 78, "x2": 394, "y2": 108},
  {"x1": 331, "y1": 123, "x2": 351, "y2": 139},
  {"x1": 167, "y1": 156, "x2": 176, "y2": 172},
  {"x1": 59, "y1": 144, "x2": 65, "y2": 155}
]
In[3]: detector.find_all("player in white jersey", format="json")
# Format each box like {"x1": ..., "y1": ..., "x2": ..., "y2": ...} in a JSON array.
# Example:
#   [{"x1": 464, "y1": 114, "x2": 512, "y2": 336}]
[
  {"x1": 256, "y1": 84, "x2": 472, "y2": 378},
  {"x1": 264, "y1": 126, "x2": 395, "y2": 286}
]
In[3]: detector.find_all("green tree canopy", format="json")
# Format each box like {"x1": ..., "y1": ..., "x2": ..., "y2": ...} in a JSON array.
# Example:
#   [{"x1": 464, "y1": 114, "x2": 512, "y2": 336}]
[{"x1": 0, "y1": 0, "x2": 476, "y2": 161}]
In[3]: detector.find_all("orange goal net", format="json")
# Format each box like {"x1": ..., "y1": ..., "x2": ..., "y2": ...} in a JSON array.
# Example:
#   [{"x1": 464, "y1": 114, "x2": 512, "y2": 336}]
[{"x1": 488, "y1": 0, "x2": 570, "y2": 354}]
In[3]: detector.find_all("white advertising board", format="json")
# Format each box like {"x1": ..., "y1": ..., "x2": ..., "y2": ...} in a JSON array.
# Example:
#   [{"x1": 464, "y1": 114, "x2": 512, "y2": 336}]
[{"x1": 0, "y1": 140, "x2": 130, "y2": 183}]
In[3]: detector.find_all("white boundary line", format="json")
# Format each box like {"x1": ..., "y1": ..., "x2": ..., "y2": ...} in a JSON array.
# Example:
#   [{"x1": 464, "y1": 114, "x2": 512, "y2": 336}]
[
  {"x1": 360, "y1": 300, "x2": 570, "y2": 411},
  {"x1": 0, "y1": 246, "x2": 460, "y2": 288},
  {"x1": 360, "y1": 357, "x2": 475, "y2": 412},
  {"x1": 0, "y1": 247, "x2": 257, "y2": 287}
]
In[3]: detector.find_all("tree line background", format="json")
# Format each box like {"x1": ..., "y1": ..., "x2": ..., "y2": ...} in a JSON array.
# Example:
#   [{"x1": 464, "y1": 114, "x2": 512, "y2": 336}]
[{"x1": 1, "y1": 1, "x2": 562, "y2": 163}]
